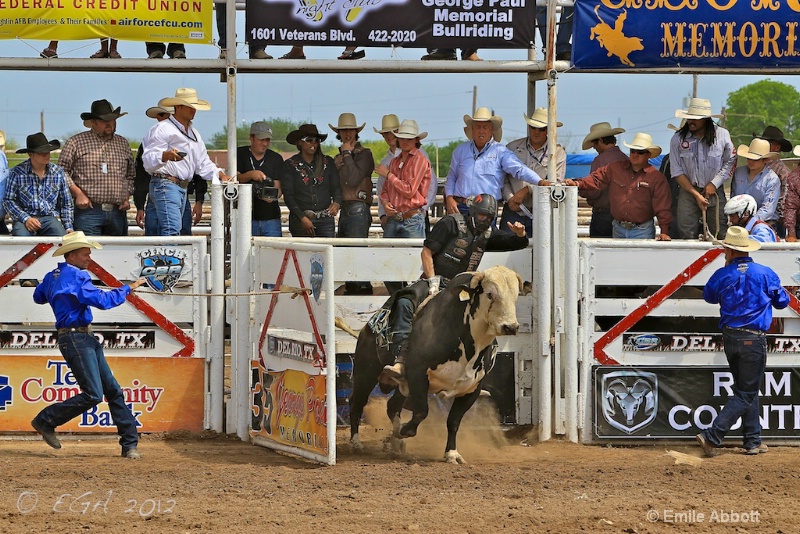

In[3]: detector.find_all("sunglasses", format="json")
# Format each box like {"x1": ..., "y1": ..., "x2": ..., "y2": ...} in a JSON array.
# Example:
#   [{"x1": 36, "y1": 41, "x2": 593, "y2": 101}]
[
  {"x1": 300, "y1": 136, "x2": 321, "y2": 144},
  {"x1": 529, "y1": 126, "x2": 547, "y2": 132},
  {"x1": 630, "y1": 149, "x2": 650, "y2": 155}
]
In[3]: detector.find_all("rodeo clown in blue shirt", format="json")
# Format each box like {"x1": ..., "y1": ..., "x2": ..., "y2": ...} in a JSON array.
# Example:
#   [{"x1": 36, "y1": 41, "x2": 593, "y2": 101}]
[
  {"x1": 696, "y1": 226, "x2": 789, "y2": 457},
  {"x1": 31, "y1": 231, "x2": 146, "y2": 459}
]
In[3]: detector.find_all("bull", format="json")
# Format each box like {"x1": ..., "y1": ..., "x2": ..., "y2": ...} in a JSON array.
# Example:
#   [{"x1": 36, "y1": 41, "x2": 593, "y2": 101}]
[{"x1": 349, "y1": 265, "x2": 523, "y2": 464}]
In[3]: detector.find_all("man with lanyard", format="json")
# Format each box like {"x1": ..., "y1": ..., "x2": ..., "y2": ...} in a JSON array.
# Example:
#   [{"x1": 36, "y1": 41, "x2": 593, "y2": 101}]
[
  {"x1": 382, "y1": 194, "x2": 529, "y2": 378},
  {"x1": 31, "y1": 232, "x2": 146, "y2": 458},
  {"x1": 502, "y1": 108, "x2": 566, "y2": 236},
  {"x1": 142, "y1": 88, "x2": 230, "y2": 237},
  {"x1": 444, "y1": 108, "x2": 550, "y2": 218},
  {"x1": 236, "y1": 121, "x2": 284, "y2": 237},
  {"x1": 582, "y1": 122, "x2": 628, "y2": 238},
  {"x1": 697, "y1": 227, "x2": 789, "y2": 457},
  {"x1": 724, "y1": 194, "x2": 777, "y2": 243},
  {"x1": 59, "y1": 99, "x2": 135, "y2": 236}
]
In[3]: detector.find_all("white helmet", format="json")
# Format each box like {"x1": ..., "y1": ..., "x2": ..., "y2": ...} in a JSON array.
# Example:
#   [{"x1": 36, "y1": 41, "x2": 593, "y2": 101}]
[{"x1": 724, "y1": 194, "x2": 757, "y2": 219}]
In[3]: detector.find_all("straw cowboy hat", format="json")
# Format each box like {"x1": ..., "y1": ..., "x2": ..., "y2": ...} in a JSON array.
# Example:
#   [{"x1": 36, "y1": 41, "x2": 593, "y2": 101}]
[
  {"x1": 394, "y1": 119, "x2": 427, "y2": 140},
  {"x1": 795, "y1": 145, "x2": 800, "y2": 157},
  {"x1": 286, "y1": 124, "x2": 328, "y2": 145},
  {"x1": 374, "y1": 114, "x2": 400, "y2": 134},
  {"x1": 737, "y1": 138, "x2": 778, "y2": 161},
  {"x1": 159, "y1": 88, "x2": 211, "y2": 111},
  {"x1": 16, "y1": 132, "x2": 60, "y2": 154},
  {"x1": 715, "y1": 226, "x2": 761, "y2": 252},
  {"x1": 145, "y1": 105, "x2": 173, "y2": 119},
  {"x1": 667, "y1": 119, "x2": 687, "y2": 131},
  {"x1": 675, "y1": 97, "x2": 722, "y2": 119},
  {"x1": 582, "y1": 121, "x2": 625, "y2": 150},
  {"x1": 464, "y1": 107, "x2": 503, "y2": 141},
  {"x1": 52, "y1": 231, "x2": 102, "y2": 257},
  {"x1": 524, "y1": 108, "x2": 563, "y2": 129},
  {"x1": 329, "y1": 112, "x2": 365, "y2": 133},
  {"x1": 81, "y1": 99, "x2": 128, "y2": 128},
  {"x1": 623, "y1": 132, "x2": 662, "y2": 158},
  {"x1": 754, "y1": 125, "x2": 792, "y2": 153}
]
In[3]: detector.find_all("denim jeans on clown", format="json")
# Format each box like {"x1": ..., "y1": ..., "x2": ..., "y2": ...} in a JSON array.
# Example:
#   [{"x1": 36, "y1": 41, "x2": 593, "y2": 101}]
[
  {"x1": 11, "y1": 215, "x2": 66, "y2": 236},
  {"x1": 337, "y1": 201, "x2": 371, "y2": 238},
  {"x1": 384, "y1": 212, "x2": 426, "y2": 238},
  {"x1": 149, "y1": 178, "x2": 187, "y2": 237},
  {"x1": 74, "y1": 205, "x2": 128, "y2": 236},
  {"x1": 612, "y1": 219, "x2": 656, "y2": 239},
  {"x1": 33, "y1": 331, "x2": 139, "y2": 452}
]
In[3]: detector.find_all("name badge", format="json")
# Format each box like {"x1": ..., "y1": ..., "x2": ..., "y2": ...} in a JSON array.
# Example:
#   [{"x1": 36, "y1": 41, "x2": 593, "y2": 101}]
[{"x1": 101, "y1": 162, "x2": 108, "y2": 174}]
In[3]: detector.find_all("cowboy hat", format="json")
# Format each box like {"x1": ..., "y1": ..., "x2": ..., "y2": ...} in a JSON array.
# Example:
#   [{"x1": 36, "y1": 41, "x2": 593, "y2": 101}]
[
  {"x1": 329, "y1": 112, "x2": 365, "y2": 133},
  {"x1": 250, "y1": 121, "x2": 273, "y2": 140},
  {"x1": 159, "y1": 88, "x2": 211, "y2": 111},
  {"x1": 524, "y1": 108, "x2": 563, "y2": 129},
  {"x1": 0, "y1": 130, "x2": 5, "y2": 149},
  {"x1": 464, "y1": 107, "x2": 503, "y2": 141},
  {"x1": 394, "y1": 119, "x2": 428, "y2": 140},
  {"x1": 145, "y1": 105, "x2": 174, "y2": 119},
  {"x1": 795, "y1": 145, "x2": 800, "y2": 157},
  {"x1": 667, "y1": 119, "x2": 687, "y2": 131},
  {"x1": 623, "y1": 132, "x2": 662, "y2": 158},
  {"x1": 16, "y1": 132, "x2": 60, "y2": 154},
  {"x1": 52, "y1": 231, "x2": 102, "y2": 257},
  {"x1": 81, "y1": 99, "x2": 128, "y2": 128},
  {"x1": 715, "y1": 226, "x2": 761, "y2": 252},
  {"x1": 737, "y1": 138, "x2": 778, "y2": 161},
  {"x1": 675, "y1": 97, "x2": 722, "y2": 119},
  {"x1": 754, "y1": 125, "x2": 792, "y2": 153},
  {"x1": 582, "y1": 121, "x2": 625, "y2": 150},
  {"x1": 374, "y1": 114, "x2": 400, "y2": 134},
  {"x1": 286, "y1": 124, "x2": 328, "y2": 145}
]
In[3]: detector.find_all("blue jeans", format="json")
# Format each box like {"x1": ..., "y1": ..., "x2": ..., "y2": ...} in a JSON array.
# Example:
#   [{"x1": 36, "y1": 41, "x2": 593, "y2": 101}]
[
  {"x1": 252, "y1": 218, "x2": 282, "y2": 237},
  {"x1": 11, "y1": 215, "x2": 66, "y2": 236},
  {"x1": 702, "y1": 329, "x2": 766, "y2": 449},
  {"x1": 536, "y1": 6, "x2": 574, "y2": 54},
  {"x1": 149, "y1": 178, "x2": 187, "y2": 237},
  {"x1": 612, "y1": 220, "x2": 656, "y2": 239},
  {"x1": 34, "y1": 331, "x2": 139, "y2": 452},
  {"x1": 338, "y1": 201, "x2": 371, "y2": 238},
  {"x1": 74, "y1": 205, "x2": 128, "y2": 236},
  {"x1": 145, "y1": 196, "x2": 193, "y2": 236},
  {"x1": 499, "y1": 207, "x2": 533, "y2": 237},
  {"x1": 384, "y1": 212, "x2": 425, "y2": 238}
]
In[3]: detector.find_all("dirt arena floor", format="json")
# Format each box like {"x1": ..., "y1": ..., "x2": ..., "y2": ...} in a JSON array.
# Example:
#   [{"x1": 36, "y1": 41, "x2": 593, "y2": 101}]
[{"x1": 2, "y1": 401, "x2": 798, "y2": 533}]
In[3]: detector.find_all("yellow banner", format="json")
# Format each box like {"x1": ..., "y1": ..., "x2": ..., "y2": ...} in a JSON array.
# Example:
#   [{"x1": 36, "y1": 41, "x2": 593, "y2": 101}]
[
  {"x1": 251, "y1": 364, "x2": 329, "y2": 456},
  {"x1": 0, "y1": 355, "x2": 205, "y2": 432},
  {"x1": 0, "y1": 0, "x2": 213, "y2": 43}
]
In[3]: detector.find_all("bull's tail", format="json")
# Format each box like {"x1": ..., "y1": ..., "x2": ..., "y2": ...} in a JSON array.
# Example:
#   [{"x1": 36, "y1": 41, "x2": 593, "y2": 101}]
[{"x1": 594, "y1": 4, "x2": 603, "y2": 22}]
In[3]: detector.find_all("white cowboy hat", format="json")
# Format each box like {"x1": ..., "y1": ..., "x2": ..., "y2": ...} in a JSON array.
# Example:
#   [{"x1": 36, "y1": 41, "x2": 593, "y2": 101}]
[
  {"x1": 145, "y1": 105, "x2": 173, "y2": 119},
  {"x1": 159, "y1": 88, "x2": 211, "y2": 111},
  {"x1": 374, "y1": 114, "x2": 400, "y2": 134},
  {"x1": 464, "y1": 107, "x2": 503, "y2": 141},
  {"x1": 715, "y1": 226, "x2": 761, "y2": 252},
  {"x1": 667, "y1": 119, "x2": 687, "y2": 131},
  {"x1": 794, "y1": 145, "x2": 800, "y2": 157},
  {"x1": 675, "y1": 97, "x2": 722, "y2": 119},
  {"x1": 623, "y1": 132, "x2": 662, "y2": 158},
  {"x1": 329, "y1": 112, "x2": 365, "y2": 133},
  {"x1": 524, "y1": 108, "x2": 563, "y2": 129},
  {"x1": 582, "y1": 121, "x2": 625, "y2": 150},
  {"x1": 737, "y1": 138, "x2": 778, "y2": 161},
  {"x1": 52, "y1": 231, "x2": 102, "y2": 257},
  {"x1": 394, "y1": 119, "x2": 428, "y2": 140}
]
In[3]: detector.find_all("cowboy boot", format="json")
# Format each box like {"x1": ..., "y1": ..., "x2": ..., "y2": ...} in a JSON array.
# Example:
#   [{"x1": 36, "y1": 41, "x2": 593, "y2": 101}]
[{"x1": 383, "y1": 336, "x2": 407, "y2": 378}]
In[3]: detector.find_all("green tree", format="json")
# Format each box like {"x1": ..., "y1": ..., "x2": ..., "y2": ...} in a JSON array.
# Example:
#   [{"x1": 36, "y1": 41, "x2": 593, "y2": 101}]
[
  {"x1": 209, "y1": 118, "x2": 314, "y2": 153},
  {"x1": 423, "y1": 140, "x2": 461, "y2": 177},
  {"x1": 725, "y1": 79, "x2": 800, "y2": 146}
]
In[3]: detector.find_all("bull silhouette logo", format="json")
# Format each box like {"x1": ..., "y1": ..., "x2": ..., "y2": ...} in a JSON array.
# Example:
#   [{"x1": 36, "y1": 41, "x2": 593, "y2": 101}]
[
  {"x1": 134, "y1": 248, "x2": 189, "y2": 293},
  {"x1": 589, "y1": 5, "x2": 644, "y2": 67},
  {"x1": 310, "y1": 253, "x2": 324, "y2": 303},
  {"x1": 601, "y1": 371, "x2": 657, "y2": 434}
]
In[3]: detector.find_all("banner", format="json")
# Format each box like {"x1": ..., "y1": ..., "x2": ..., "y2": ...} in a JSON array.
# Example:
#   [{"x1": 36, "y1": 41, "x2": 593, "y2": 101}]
[
  {"x1": 246, "y1": 0, "x2": 536, "y2": 49},
  {"x1": 573, "y1": 0, "x2": 800, "y2": 69},
  {"x1": 622, "y1": 332, "x2": 800, "y2": 354},
  {"x1": 594, "y1": 366, "x2": 800, "y2": 439},
  {"x1": 0, "y1": 355, "x2": 205, "y2": 432},
  {"x1": 0, "y1": 0, "x2": 213, "y2": 43}
]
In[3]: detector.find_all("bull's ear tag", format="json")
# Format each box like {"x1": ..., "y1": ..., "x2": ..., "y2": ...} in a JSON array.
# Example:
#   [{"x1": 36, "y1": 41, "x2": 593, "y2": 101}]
[{"x1": 459, "y1": 290, "x2": 470, "y2": 302}]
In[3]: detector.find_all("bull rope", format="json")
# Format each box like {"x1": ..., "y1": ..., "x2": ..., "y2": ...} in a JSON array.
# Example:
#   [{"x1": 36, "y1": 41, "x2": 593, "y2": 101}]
[{"x1": 132, "y1": 286, "x2": 312, "y2": 298}]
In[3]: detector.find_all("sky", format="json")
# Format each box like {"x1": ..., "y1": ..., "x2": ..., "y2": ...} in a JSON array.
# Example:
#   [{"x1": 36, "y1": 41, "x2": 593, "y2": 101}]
[{"x1": 2, "y1": 26, "x2": 799, "y2": 156}]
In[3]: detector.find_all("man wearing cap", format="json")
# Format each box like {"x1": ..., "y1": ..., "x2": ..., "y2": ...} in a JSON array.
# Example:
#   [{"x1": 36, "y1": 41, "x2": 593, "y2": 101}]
[
  {"x1": 730, "y1": 138, "x2": 780, "y2": 225},
  {"x1": 755, "y1": 126, "x2": 794, "y2": 236},
  {"x1": 59, "y1": 99, "x2": 135, "y2": 237},
  {"x1": 281, "y1": 124, "x2": 342, "y2": 238},
  {"x1": 4, "y1": 133, "x2": 74, "y2": 237},
  {"x1": 696, "y1": 226, "x2": 789, "y2": 457},
  {"x1": 236, "y1": 121, "x2": 284, "y2": 237},
  {"x1": 330, "y1": 113, "x2": 375, "y2": 239},
  {"x1": 565, "y1": 133, "x2": 672, "y2": 240},
  {"x1": 142, "y1": 88, "x2": 231, "y2": 237},
  {"x1": 0, "y1": 130, "x2": 9, "y2": 234},
  {"x1": 501, "y1": 108, "x2": 566, "y2": 237},
  {"x1": 670, "y1": 97, "x2": 736, "y2": 240},
  {"x1": 582, "y1": 122, "x2": 628, "y2": 238},
  {"x1": 444, "y1": 108, "x2": 550, "y2": 218},
  {"x1": 781, "y1": 145, "x2": 800, "y2": 242}
]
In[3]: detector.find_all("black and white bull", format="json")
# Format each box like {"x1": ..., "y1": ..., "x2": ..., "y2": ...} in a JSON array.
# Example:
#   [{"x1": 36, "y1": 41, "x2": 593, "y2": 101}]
[{"x1": 349, "y1": 265, "x2": 523, "y2": 464}]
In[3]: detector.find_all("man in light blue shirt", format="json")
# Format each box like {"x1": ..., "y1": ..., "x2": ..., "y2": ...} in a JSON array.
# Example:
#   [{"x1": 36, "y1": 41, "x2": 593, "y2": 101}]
[
  {"x1": 0, "y1": 130, "x2": 9, "y2": 234},
  {"x1": 730, "y1": 138, "x2": 781, "y2": 225},
  {"x1": 444, "y1": 108, "x2": 550, "y2": 217}
]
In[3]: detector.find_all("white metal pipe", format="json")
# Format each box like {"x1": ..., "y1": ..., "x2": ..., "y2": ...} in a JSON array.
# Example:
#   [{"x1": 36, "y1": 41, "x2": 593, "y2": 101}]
[
  {"x1": 535, "y1": 187, "x2": 552, "y2": 442},
  {"x1": 324, "y1": 244, "x2": 338, "y2": 465},
  {"x1": 236, "y1": 184, "x2": 253, "y2": 441},
  {"x1": 209, "y1": 183, "x2": 225, "y2": 432},
  {"x1": 563, "y1": 187, "x2": 579, "y2": 442}
]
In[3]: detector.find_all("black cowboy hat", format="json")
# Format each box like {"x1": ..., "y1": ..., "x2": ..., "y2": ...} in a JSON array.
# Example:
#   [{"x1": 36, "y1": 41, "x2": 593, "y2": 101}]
[
  {"x1": 80, "y1": 99, "x2": 128, "y2": 122},
  {"x1": 286, "y1": 124, "x2": 328, "y2": 145},
  {"x1": 16, "y1": 132, "x2": 60, "y2": 154},
  {"x1": 753, "y1": 125, "x2": 792, "y2": 153}
]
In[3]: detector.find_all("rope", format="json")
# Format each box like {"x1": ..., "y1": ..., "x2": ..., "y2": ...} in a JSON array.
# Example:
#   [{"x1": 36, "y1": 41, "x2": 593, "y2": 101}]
[{"x1": 133, "y1": 287, "x2": 312, "y2": 298}]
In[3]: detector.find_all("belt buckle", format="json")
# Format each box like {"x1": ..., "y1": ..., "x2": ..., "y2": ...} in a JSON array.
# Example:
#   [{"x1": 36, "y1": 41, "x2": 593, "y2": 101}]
[
  {"x1": 101, "y1": 203, "x2": 115, "y2": 212},
  {"x1": 179, "y1": 179, "x2": 189, "y2": 189},
  {"x1": 619, "y1": 221, "x2": 636, "y2": 230},
  {"x1": 394, "y1": 213, "x2": 404, "y2": 221}
]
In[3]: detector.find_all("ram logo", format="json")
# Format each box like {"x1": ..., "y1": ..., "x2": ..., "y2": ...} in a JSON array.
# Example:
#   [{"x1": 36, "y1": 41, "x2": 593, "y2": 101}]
[{"x1": 601, "y1": 371, "x2": 657, "y2": 434}]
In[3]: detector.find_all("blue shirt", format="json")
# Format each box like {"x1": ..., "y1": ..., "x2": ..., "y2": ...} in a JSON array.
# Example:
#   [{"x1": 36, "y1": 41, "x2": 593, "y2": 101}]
[
  {"x1": 703, "y1": 256, "x2": 789, "y2": 331},
  {"x1": 744, "y1": 218, "x2": 777, "y2": 243},
  {"x1": 731, "y1": 165, "x2": 781, "y2": 222},
  {"x1": 33, "y1": 262, "x2": 131, "y2": 329},
  {"x1": 3, "y1": 159, "x2": 74, "y2": 230},
  {"x1": 444, "y1": 139, "x2": 542, "y2": 201}
]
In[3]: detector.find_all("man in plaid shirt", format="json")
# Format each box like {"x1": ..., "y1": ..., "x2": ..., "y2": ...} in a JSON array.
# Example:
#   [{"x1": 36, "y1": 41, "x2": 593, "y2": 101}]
[{"x1": 58, "y1": 99, "x2": 135, "y2": 236}]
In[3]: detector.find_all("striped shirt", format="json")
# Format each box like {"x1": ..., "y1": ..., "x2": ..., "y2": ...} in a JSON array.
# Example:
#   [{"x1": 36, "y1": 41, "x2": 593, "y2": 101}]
[
  {"x1": 381, "y1": 148, "x2": 432, "y2": 214},
  {"x1": 3, "y1": 159, "x2": 74, "y2": 230},
  {"x1": 58, "y1": 129, "x2": 135, "y2": 205}
]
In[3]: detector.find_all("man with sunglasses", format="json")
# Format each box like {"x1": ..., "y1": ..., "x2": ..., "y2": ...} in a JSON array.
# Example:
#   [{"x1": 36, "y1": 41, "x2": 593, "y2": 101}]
[{"x1": 565, "y1": 133, "x2": 672, "y2": 240}]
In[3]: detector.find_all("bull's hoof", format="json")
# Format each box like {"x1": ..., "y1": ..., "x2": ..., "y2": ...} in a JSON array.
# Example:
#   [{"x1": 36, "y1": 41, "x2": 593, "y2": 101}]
[
  {"x1": 444, "y1": 450, "x2": 466, "y2": 464},
  {"x1": 399, "y1": 424, "x2": 417, "y2": 438},
  {"x1": 350, "y1": 434, "x2": 364, "y2": 453}
]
